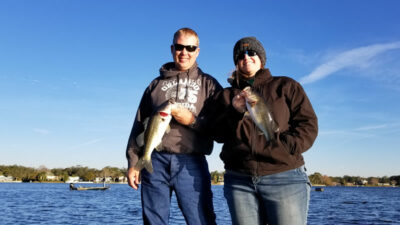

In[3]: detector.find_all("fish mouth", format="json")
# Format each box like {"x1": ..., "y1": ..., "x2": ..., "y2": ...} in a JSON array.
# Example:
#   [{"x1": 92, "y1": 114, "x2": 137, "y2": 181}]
[{"x1": 159, "y1": 111, "x2": 170, "y2": 117}]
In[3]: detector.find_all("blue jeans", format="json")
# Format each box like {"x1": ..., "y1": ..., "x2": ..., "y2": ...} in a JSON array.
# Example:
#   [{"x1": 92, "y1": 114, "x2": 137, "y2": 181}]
[
  {"x1": 140, "y1": 151, "x2": 216, "y2": 225},
  {"x1": 224, "y1": 166, "x2": 311, "y2": 225}
]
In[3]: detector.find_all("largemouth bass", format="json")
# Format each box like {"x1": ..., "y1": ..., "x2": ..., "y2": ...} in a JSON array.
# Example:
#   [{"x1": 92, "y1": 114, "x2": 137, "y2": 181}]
[
  {"x1": 135, "y1": 99, "x2": 176, "y2": 173},
  {"x1": 241, "y1": 86, "x2": 279, "y2": 142}
]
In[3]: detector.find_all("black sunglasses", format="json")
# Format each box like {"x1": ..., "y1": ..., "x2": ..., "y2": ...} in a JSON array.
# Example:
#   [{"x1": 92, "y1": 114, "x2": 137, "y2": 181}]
[
  {"x1": 238, "y1": 50, "x2": 257, "y2": 60},
  {"x1": 173, "y1": 44, "x2": 198, "y2": 52}
]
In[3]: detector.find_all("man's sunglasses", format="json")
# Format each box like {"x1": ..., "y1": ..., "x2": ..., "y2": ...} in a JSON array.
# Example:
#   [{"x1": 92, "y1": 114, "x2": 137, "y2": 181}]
[
  {"x1": 238, "y1": 50, "x2": 257, "y2": 60},
  {"x1": 173, "y1": 44, "x2": 198, "y2": 52}
]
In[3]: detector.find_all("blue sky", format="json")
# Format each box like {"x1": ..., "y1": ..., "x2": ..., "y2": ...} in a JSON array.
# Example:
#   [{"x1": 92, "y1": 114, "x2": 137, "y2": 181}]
[{"x1": 1, "y1": 0, "x2": 400, "y2": 177}]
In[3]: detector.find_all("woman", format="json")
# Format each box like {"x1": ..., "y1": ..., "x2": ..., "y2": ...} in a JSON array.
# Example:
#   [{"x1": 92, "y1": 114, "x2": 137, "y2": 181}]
[{"x1": 208, "y1": 37, "x2": 318, "y2": 225}]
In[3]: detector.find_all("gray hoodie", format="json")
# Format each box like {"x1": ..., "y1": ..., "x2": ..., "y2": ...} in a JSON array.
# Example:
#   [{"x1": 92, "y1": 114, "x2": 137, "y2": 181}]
[{"x1": 126, "y1": 62, "x2": 222, "y2": 168}]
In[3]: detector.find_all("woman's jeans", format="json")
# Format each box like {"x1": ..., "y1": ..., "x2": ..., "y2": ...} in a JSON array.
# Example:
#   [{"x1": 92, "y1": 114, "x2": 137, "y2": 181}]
[
  {"x1": 224, "y1": 166, "x2": 311, "y2": 225},
  {"x1": 140, "y1": 151, "x2": 216, "y2": 225}
]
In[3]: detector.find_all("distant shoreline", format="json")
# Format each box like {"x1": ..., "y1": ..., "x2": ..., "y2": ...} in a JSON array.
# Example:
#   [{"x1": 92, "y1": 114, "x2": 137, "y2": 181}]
[{"x1": 1, "y1": 182, "x2": 398, "y2": 188}]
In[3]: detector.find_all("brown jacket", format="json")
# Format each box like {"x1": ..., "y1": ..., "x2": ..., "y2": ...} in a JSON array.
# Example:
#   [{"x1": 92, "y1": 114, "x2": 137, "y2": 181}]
[{"x1": 203, "y1": 68, "x2": 318, "y2": 176}]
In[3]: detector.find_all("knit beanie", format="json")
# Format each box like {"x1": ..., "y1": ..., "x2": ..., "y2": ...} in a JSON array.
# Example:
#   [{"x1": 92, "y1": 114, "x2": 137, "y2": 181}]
[{"x1": 233, "y1": 37, "x2": 266, "y2": 66}]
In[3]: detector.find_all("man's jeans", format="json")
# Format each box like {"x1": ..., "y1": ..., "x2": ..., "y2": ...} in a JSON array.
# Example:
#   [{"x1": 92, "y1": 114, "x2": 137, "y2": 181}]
[
  {"x1": 224, "y1": 166, "x2": 311, "y2": 225},
  {"x1": 140, "y1": 151, "x2": 216, "y2": 225}
]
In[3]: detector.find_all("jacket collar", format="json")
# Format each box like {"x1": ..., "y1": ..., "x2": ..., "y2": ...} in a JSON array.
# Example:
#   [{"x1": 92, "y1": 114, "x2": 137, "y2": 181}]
[
  {"x1": 229, "y1": 68, "x2": 273, "y2": 89},
  {"x1": 159, "y1": 62, "x2": 199, "y2": 79}
]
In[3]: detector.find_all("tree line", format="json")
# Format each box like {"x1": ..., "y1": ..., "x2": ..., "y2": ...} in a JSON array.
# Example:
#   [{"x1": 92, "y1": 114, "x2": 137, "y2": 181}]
[
  {"x1": 1, "y1": 165, "x2": 399, "y2": 186},
  {"x1": 0, "y1": 165, "x2": 126, "y2": 182},
  {"x1": 308, "y1": 172, "x2": 400, "y2": 186},
  {"x1": 212, "y1": 171, "x2": 400, "y2": 186}
]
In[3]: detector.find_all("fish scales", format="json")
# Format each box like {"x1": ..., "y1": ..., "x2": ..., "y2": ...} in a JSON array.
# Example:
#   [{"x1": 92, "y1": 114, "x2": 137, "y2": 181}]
[
  {"x1": 135, "y1": 99, "x2": 175, "y2": 173},
  {"x1": 241, "y1": 86, "x2": 279, "y2": 142}
]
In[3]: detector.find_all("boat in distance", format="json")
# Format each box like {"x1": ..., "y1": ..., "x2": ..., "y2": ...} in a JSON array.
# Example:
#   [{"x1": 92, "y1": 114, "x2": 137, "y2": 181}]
[{"x1": 69, "y1": 183, "x2": 110, "y2": 191}]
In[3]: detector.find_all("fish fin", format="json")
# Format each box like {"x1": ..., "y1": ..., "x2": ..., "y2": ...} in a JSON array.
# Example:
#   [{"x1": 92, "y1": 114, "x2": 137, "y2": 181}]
[
  {"x1": 136, "y1": 132, "x2": 144, "y2": 148},
  {"x1": 155, "y1": 143, "x2": 163, "y2": 152},
  {"x1": 143, "y1": 117, "x2": 150, "y2": 130},
  {"x1": 264, "y1": 133, "x2": 271, "y2": 142},
  {"x1": 136, "y1": 117, "x2": 150, "y2": 147},
  {"x1": 135, "y1": 158, "x2": 153, "y2": 173},
  {"x1": 259, "y1": 129, "x2": 270, "y2": 141},
  {"x1": 273, "y1": 122, "x2": 280, "y2": 133},
  {"x1": 165, "y1": 124, "x2": 171, "y2": 134}
]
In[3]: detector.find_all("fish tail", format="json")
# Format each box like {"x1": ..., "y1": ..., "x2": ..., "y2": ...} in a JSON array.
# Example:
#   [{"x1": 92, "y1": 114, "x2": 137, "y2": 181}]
[
  {"x1": 135, "y1": 158, "x2": 154, "y2": 173},
  {"x1": 264, "y1": 133, "x2": 270, "y2": 142}
]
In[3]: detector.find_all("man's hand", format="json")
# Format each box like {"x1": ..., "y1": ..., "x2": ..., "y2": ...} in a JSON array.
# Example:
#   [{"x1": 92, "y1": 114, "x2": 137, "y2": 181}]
[
  {"x1": 232, "y1": 94, "x2": 246, "y2": 113},
  {"x1": 127, "y1": 167, "x2": 140, "y2": 190},
  {"x1": 171, "y1": 106, "x2": 195, "y2": 126}
]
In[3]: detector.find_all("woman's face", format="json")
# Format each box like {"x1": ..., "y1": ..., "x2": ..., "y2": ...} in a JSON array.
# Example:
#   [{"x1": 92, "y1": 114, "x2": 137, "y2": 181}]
[{"x1": 237, "y1": 50, "x2": 262, "y2": 78}]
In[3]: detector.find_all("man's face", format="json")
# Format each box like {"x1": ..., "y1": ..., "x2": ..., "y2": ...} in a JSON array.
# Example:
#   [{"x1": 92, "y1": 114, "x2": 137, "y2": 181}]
[{"x1": 171, "y1": 34, "x2": 199, "y2": 71}]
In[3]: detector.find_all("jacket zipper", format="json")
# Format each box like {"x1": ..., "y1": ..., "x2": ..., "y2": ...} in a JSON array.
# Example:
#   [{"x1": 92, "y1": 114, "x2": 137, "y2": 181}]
[{"x1": 251, "y1": 122, "x2": 259, "y2": 176}]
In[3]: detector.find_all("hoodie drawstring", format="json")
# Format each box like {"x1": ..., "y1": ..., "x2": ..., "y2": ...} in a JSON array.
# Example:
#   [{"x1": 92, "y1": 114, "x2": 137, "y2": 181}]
[{"x1": 175, "y1": 71, "x2": 190, "y2": 102}]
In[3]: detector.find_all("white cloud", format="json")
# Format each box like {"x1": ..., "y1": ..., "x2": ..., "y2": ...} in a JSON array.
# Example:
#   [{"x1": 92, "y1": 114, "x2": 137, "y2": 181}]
[
  {"x1": 33, "y1": 128, "x2": 50, "y2": 134},
  {"x1": 68, "y1": 138, "x2": 102, "y2": 150},
  {"x1": 354, "y1": 124, "x2": 387, "y2": 131},
  {"x1": 300, "y1": 41, "x2": 400, "y2": 84}
]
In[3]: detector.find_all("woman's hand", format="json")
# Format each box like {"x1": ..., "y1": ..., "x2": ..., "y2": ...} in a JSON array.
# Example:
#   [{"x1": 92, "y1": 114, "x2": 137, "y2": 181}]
[{"x1": 232, "y1": 94, "x2": 246, "y2": 113}]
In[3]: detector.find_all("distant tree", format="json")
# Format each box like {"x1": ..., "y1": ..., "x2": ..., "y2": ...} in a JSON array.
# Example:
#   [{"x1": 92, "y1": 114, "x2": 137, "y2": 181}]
[
  {"x1": 379, "y1": 176, "x2": 390, "y2": 184},
  {"x1": 339, "y1": 177, "x2": 347, "y2": 185},
  {"x1": 82, "y1": 171, "x2": 96, "y2": 181},
  {"x1": 354, "y1": 176, "x2": 364, "y2": 185},
  {"x1": 309, "y1": 172, "x2": 324, "y2": 185},
  {"x1": 0, "y1": 166, "x2": 5, "y2": 176},
  {"x1": 61, "y1": 174, "x2": 69, "y2": 182},
  {"x1": 210, "y1": 171, "x2": 219, "y2": 183},
  {"x1": 8, "y1": 165, "x2": 24, "y2": 180},
  {"x1": 50, "y1": 168, "x2": 63, "y2": 176},
  {"x1": 368, "y1": 177, "x2": 379, "y2": 186},
  {"x1": 343, "y1": 175, "x2": 355, "y2": 184},
  {"x1": 120, "y1": 168, "x2": 127, "y2": 177},
  {"x1": 330, "y1": 177, "x2": 341, "y2": 184},
  {"x1": 22, "y1": 167, "x2": 38, "y2": 182},
  {"x1": 66, "y1": 165, "x2": 87, "y2": 177},
  {"x1": 101, "y1": 166, "x2": 124, "y2": 181},
  {"x1": 36, "y1": 172, "x2": 47, "y2": 182},
  {"x1": 101, "y1": 167, "x2": 112, "y2": 178},
  {"x1": 389, "y1": 176, "x2": 400, "y2": 186},
  {"x1": 37, "y1": 165, "x2": 49, "y2": 172},
  {"x1": 322, "y1": 175, "x2": 333, "y2": 186}
]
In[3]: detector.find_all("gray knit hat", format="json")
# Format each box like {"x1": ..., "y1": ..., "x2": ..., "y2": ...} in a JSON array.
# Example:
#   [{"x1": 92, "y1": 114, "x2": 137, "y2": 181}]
[{"x1": 233, "y1": 37, "x2": 266, "y2": 66}]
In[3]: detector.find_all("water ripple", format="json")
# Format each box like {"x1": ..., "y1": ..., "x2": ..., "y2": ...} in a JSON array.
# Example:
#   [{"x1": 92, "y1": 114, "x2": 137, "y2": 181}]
[{"x1": 1, "y1": 184, "x2": 399, "y2": 224}]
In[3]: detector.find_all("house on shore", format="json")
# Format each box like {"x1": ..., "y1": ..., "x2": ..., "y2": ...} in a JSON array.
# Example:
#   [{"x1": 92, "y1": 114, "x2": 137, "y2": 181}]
[
  {"x1": 0, "y1": 175, "x2": 16, "y2": 182},
  {"x1": 65, "y1": 176, "x2": 80, "y2": 183}
]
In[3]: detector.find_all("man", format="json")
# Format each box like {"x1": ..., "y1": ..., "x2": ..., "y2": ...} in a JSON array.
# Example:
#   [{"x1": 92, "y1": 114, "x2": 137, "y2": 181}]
[{"x1": 126, "y1": 28, "x2": 221, "y2": 225}]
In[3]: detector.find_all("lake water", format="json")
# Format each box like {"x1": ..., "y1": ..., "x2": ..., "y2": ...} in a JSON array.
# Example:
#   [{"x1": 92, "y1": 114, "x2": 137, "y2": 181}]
[{"x1": 0, "y1": 183, "x2": 399, "y2": 224}]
